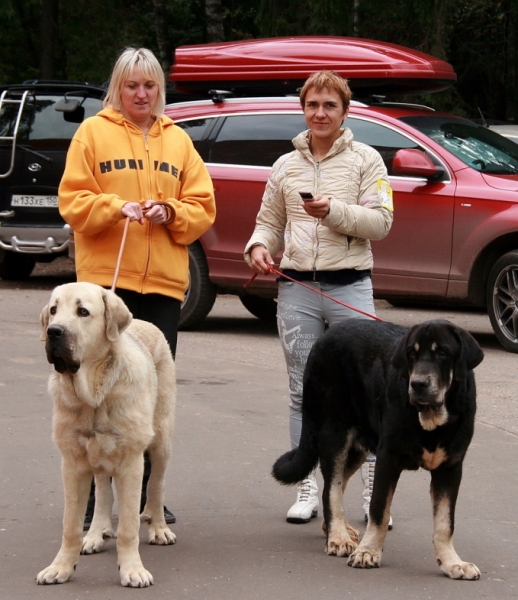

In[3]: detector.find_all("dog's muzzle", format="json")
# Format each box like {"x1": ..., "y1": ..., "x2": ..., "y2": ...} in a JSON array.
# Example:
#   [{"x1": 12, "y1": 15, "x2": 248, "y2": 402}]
[
  {"x1": 45, "y1": 325, "x2": 80, "y2": 374},
  {"x1": 408, "y1": 374, "x2": 443, "y2": 411}
]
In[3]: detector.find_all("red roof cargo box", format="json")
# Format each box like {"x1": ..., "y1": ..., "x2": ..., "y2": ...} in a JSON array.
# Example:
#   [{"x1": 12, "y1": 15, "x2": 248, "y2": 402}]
[{"x1": 169, "y1": 36, "x2": 456, "y2": 97}]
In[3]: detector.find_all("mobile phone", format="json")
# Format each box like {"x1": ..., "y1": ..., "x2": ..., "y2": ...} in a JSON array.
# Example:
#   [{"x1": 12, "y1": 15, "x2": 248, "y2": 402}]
[{"x1": 299, "y1": 191, "x2": 314, "y2": 202}]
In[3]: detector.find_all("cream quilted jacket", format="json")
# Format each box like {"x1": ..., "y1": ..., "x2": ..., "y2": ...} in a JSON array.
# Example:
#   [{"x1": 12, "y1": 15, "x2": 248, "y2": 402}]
[{"x1": 244, "y1": 128, "x2": 393, "y2": 272}]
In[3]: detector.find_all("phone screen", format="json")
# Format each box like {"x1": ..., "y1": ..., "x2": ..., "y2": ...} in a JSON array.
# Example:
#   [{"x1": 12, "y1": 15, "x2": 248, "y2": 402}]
[{"x1": 299, "y1": 192, "x2": 314, "y2": 202}]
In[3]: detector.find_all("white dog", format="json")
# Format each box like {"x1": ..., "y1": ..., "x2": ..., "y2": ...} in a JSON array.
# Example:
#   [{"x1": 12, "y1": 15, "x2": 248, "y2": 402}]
[{"x1": 37, "y1": 282, "x2": 176, "y2": 587}]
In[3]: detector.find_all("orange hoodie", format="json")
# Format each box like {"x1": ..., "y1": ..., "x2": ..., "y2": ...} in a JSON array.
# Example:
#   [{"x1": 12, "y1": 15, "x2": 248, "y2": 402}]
[{"x1": 58, "y1": 107, "x2": 216, "y2": 301}]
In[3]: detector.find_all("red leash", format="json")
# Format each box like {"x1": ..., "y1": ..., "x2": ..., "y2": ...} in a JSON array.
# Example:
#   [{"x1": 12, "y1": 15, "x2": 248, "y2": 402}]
[{"x1": 244, "y1": 265, "x2": 383, "y2": 322}]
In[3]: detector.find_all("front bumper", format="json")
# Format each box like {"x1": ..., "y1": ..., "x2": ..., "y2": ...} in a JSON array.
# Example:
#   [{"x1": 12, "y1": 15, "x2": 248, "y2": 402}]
[{"x1": 0, "y1": 223, "x2": 71, "y2": 254}]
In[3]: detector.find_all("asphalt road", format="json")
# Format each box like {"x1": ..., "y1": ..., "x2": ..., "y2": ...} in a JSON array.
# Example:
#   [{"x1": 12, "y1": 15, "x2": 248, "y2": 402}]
[{"x1": 0, "y1": 259, "x2": 517, "y2": 599}]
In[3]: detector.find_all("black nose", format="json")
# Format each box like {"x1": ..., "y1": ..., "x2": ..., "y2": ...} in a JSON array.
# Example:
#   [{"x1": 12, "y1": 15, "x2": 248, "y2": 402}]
[
  {"x1": 47, "y1": 324, "x2": 65, "y2": 339},
  {"x1": 410, "y1": 377, "x2": 430, "y2": 393}
]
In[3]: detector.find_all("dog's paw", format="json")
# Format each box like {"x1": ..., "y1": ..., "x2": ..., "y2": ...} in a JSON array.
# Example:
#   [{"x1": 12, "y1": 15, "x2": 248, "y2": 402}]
[
  {"x1": 325, "y1": 536, "x2": 358, "y2": 557},
  {"x1": 345, "y1": 522, "x2": 361, "y2": 543},
  {"x1": 81, "y1": 526, "x2": 116, "y2": 554},
  {"x1": 36, "y1": 562, "x2": 75, "y2": 585},
  {"x1": 81, "y1": 539, "x2": 104, "y2": 554},
  {"x1": 147, "y1": 524, "x2": 177, "y2": 545},
  {"x1": 120, "y1": 566, "x2": 154, "y2": 587},
  {"x1": 438, "y1": 559, "x2": 481, "y2": 580},
  {"x1": 347, "y1": 548, "x2": 382, "y2": 568}
]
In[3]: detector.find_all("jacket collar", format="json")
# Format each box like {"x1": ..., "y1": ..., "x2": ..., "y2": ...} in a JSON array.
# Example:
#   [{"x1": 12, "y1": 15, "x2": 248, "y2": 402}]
[{"x1": 292, "y1": 128, "x2": 353, "y2": 161}]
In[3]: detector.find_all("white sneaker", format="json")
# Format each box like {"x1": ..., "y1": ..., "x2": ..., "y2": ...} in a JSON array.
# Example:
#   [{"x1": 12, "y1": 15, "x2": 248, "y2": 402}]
[
  {"x1": 360, "y1": 456, "x2": 393, "y2": 530},
  {"x1": 286, "y1": 474, "x2": 319, "y2": 524}
]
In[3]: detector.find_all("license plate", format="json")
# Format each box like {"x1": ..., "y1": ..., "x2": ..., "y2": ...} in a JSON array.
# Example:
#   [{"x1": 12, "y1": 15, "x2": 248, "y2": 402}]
[{"x1": 11, "y1": 194, "x2": 58, "y2": 208}]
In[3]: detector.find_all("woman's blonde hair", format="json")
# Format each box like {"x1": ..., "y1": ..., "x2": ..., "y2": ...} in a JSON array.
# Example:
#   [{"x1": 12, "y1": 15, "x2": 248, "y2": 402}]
[
  {"x1": 300, "y1": 70, "x2": 352, "y2": 111},
  {"x1": 103, "y1": 47, "x2": 166, "y2": 116}
]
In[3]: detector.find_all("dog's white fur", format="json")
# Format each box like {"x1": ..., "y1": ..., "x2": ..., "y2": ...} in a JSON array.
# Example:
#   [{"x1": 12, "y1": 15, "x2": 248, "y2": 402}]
[{"x1": 36, "y1": 282, "x2": 176, "y2": 587}]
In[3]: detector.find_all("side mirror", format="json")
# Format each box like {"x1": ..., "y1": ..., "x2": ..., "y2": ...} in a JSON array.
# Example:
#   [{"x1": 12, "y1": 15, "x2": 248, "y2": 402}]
[
  {"x1": 55, "y1": 95, "x2": 86, "y2": 124},
  {"x1": 392, "y1": 149, "x2": 444, "y2": 180},
  {"x1": 63, "y1": 106, "x2": 85, "y2": 123},
  {"x1": 54, "y1": 97, "x2": 81, "y2": 113}
]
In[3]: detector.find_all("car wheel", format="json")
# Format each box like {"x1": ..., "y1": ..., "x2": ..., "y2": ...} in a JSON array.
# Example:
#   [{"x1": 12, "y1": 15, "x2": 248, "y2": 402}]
[
  {"x1": 487, "y1": 250, "x2": 518, "y2": 353},
  {"x1": 0, "y1": 251, "x2": 36, "y2": 280},
  {"x1": 179, "y1": 243, "x2": 217, "y2": 330},
  {"x1": 239, "y1": 294, "x2": 277, "y2": 322}
]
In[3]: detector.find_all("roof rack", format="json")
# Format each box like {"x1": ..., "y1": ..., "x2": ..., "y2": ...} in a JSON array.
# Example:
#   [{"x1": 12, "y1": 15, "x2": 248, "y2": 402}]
[
  {"x1": 208, "y1": 89, "x2": 234, "y2": 104},
  {"x1": 366, "y1": 95, "x2": 435, "y2": 111},
  {"x1": 0, "y1": 81, "x2": 106, "y2": 96}
]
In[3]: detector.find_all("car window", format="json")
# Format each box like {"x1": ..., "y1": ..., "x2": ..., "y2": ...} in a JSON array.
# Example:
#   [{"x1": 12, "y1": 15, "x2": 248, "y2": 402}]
[
  {"x1": 400, "y1": 116, "x2": 518, "y2": 175},
  {"x1": 210, "y1": 114, "x2": 307, "y2": 167},
  {"x1": 175, "y1": 117, "x2": 213, "y2": 142},
  {"x1": 346, "y1": 117, "x2": 420, "y2": 175},
  {"x1": 0, "y1": 94, "x2": 102, "y2": 151}
]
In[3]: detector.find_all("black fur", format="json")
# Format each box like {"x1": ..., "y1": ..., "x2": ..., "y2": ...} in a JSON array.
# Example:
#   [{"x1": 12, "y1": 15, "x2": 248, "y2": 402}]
[{"x1": 272, "y1": 318, "x2": 484, "y2": 578}]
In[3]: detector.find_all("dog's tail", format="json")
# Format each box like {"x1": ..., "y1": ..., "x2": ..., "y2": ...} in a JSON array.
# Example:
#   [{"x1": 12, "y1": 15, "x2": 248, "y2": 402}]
[{"x1": 272, "y1": 418, "x2": 319, "y2": 485}]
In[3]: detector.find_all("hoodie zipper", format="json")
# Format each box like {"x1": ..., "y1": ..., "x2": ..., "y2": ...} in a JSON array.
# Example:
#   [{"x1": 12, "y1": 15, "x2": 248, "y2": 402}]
[
  {"x1": 143, "y1": 133, "x2": 152, "y2": 286},
  {"x1": 312, "y1": 162, "x2": 322, "y2": 278}
]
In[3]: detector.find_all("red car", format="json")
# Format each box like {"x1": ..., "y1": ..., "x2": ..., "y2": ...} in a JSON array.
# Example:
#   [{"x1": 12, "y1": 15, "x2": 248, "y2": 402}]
[
  {"x1": 164, "y1": 37, "x2": 518, "y2": 353},
  {"x1": 165, "y1": 95, "x2": 518, "y2": 352}
]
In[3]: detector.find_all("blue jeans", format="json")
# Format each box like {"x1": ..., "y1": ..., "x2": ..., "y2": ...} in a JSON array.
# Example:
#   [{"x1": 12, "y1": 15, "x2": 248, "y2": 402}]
[{"x1": 277, "y1": 277, "x2": 375, "y2": 450}]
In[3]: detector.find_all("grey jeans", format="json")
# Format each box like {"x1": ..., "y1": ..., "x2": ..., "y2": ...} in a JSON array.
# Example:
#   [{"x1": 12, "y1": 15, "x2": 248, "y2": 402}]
[{"x1": 276, "y1": 277, "x2": 375, "y2": 450}]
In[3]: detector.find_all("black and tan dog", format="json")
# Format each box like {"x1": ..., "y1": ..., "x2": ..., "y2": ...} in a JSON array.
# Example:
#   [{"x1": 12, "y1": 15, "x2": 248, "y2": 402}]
[{"x1": 273, "y1": 318, "x2": 484, "y2": 580}]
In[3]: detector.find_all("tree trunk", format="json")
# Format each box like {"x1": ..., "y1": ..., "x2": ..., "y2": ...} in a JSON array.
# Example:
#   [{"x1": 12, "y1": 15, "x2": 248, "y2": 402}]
[
  {"x1": 506, "y1": 0, "x2": 518, "y2": 121},
  {"x1": 353, "y1": 0, "x2": 361, "y2": 36},
  {"x1": 40, "y1": 0, "x2": 59, "y2": 79},
  {"x1": 152, "y1": 0, "x2": 171, "y2": 75},
  {"x1": 429, "y1": 0, "x2": 449, "y2": 59},
  {"x1": 206, "y1": 0, "x2": 224, "y2": 42}
]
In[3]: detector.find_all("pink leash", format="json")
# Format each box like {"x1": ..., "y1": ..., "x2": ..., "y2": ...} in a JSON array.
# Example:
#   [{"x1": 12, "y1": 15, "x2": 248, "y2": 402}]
[
  {"x1": 110, "y1": 203, "x2": 174, "y2": 293},
  {"x1": 244, "y1": 265, "x2": 383, "y2": 322},
  {"x1": 111, "y1": 217, "x2": 130, "y2": 292}
]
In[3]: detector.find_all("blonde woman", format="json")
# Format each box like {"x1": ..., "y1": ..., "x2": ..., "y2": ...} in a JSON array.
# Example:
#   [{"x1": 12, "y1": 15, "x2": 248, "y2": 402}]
[{"x1": 59, "y1": 47, "x2": 216, "y2": 527}]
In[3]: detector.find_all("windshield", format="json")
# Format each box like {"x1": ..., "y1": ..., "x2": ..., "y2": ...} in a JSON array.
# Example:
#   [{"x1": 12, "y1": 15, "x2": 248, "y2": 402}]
[
  {"x1": 400, "y1": 115, "x2": 518, "y2": 175},
  {"x1": 0, "y1": 93, "x2": 102, "y2": 150}
]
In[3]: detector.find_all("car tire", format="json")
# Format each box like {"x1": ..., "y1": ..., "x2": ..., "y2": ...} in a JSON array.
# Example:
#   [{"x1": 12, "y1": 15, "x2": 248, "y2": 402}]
[
  {"x1": 0, "y1": 251, "x2": 36, "y2": 280},
  {"x1": 239, "y1": 294, "x2": 277, "y2": 322},
  {"x1": 487, "y1": 250, "x2": 518, "y2": 353},
  {"x1": 386, "y1": 298, "x2": 416, "y2": 308},
  {"x1": 179, "y1": 243, "x2": 217, "y2": 330}
]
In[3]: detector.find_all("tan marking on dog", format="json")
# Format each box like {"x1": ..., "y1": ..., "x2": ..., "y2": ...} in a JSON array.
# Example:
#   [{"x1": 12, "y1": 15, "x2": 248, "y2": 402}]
[
  {"x1": 421, "y1": 446, "x2": 448, "y2": 470},
  {"x1": 325, "y1": 439, "x2": 359, "y2": 557},
  {"x1": 348, "y1": 490, "x2": 394, "y2": 569},
  {"x1": 433, "y1": 495, "x2": 480, "y2": 579},
  {"x1": 419, "y1": 405, "x2": 449, "y2": 431}
]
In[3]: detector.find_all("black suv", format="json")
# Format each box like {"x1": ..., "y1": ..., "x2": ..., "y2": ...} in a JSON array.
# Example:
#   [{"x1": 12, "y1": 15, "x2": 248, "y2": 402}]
[{"x1": 0, "y1": 81, "x2": 105, "y2": 279}]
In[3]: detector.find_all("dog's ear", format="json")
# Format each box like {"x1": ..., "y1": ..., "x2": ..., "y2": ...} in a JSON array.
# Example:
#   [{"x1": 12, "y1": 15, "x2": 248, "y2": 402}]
[
  {"x1": 391, "y1": 326, "x2": 412, "y2": 377},
  {"x1": 39, "y1": 304, "x2": 50, "y2": 341},
  {"x1": 102, "y1": 290, "x2": 132, "y2": 342},
  {"x1": 451, "y1": 324, "x2": 484, "y2": 380}
]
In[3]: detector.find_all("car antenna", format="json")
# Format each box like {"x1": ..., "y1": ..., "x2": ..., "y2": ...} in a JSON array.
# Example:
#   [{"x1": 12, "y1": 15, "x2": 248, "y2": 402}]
[{"x1": 477, "y1": 107, "x2": 488, "y2": 127}]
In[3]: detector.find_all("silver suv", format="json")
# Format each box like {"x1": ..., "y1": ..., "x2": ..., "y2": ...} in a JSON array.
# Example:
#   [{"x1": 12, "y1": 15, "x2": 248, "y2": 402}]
[{"x1": 0, "y1": 81, "x2": 105, "y2": 279}]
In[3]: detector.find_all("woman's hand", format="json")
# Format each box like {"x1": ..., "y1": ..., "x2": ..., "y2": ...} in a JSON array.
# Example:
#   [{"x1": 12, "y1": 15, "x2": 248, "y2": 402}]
[
  {"x1": 302, "y1": 194, "x2": 330, "y2": 219},
  {"x1": 143, "y1": 200, "x2": 172, "y2": 225},
  {"x1": 121, "y1": 202, "x2": 145, "y2": 224},
  {"x1": 250, "y1": 244, "x2": 274, "y2": 274}
]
